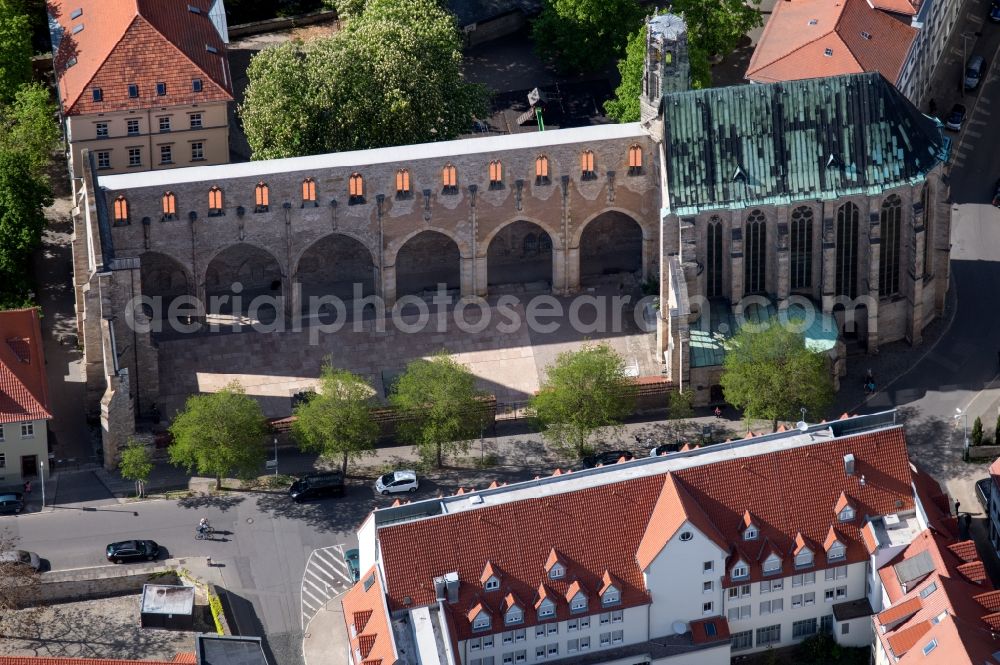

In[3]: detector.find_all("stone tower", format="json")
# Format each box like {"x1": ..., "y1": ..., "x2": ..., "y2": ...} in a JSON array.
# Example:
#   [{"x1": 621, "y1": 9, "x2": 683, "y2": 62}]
[{"x1": 640, "y1": 13, "x2": 690, "y2": 124}]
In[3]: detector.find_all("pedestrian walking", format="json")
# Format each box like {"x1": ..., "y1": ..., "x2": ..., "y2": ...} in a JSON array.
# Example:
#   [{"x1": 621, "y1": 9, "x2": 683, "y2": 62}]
[
  {"x1": 23, "y1": 480, "x2": 31, "y2": 494},
  {"x1": 714, "y1": 406, "x2": 722, "y2": 419}
]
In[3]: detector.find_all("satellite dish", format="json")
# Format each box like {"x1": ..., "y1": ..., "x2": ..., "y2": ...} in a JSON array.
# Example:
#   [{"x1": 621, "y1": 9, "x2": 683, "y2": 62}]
[
  {"x1": 672, "y1": 620, "x2": 688, "y2": 635},
  {"x1": 796, "y1": 421, "x2": 809, "y2": 432}
]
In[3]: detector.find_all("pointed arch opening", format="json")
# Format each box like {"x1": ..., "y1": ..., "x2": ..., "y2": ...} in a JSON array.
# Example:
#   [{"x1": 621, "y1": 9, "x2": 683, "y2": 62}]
[
  {"x1": 395, "y1": 230, "x2": 461, "y2": 297},
  {"x1": 487, "y1": 220, "x2": 553, "y2": 293}
]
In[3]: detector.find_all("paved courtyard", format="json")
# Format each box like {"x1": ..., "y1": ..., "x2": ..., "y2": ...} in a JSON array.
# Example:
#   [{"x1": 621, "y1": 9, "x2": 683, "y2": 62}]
[{"x1": 156, "y1": 283, "x2": 660, "y2": 419}]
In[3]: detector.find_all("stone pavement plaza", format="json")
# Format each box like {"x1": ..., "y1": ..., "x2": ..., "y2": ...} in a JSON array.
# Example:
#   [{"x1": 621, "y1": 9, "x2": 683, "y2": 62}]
[{"x1": 156, "y1": 286, "x2": 660, "y2": 419}]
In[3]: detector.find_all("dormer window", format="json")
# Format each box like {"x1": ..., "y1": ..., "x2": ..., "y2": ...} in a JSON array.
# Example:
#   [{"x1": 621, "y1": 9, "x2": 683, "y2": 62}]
[
  {"x1": 600, "y1": 586, "x2": 620, "y2": 606},
  {"x1": 549, "y1": 562, "x2": 564, "y2": 579},
  {"x1": 537, "y1": 598, "x2": 555, "y2": 618},
  {"x1": 570, "y1": 592, "x2": 587, "y2": 613},
  {"x1": 763, "y1": 554, "x2": 781, "y2": 575},
  {"x1": 731, "y1": 562, "x2": 749, "y2": 580},
  {"x1": 545, "y1": 548, "x2": 566, "y2": 579},
  {"x1": 470, "y1": 608, "x2": 491, "y2": 632},
  {"x1": 505, "y1": 607, "x2": 523, "y2": 625},
  {"x1": 485, "y1": 577, "x2": 500, "y2": 591},
  {"x1": 128, "y1": 83, "x2": 139, "y2": 98},
  {"x1": 744, "y1": 526, "x2": 758, "y2": 541},
  {"x1": 795, "y1": 549, "x2": 813, "y2": 568},
  {"x1": 839, "y1": 506, "x2": 854, "y2": 522},
  {"x1": 827, "y1": 541, "x2": 846, "y2": 561}
]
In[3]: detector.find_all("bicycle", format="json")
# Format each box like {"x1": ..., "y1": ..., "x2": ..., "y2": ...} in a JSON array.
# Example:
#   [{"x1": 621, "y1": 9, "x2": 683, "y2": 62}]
[{"x1": 195, "y1": 526, "x2": 215, "y2": 540}]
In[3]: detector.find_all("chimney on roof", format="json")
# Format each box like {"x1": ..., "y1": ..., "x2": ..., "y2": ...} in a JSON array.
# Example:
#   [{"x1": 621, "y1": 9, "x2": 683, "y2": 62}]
[
  {"x1": 434, "y1": 576, "x2": 447, "y2": 602},
  {"x1": 844, "y1": 453, "x2": 855, "y2": 476},
  {"x1": 444, "y1": 571, "x2": 460, "y2": 604}
]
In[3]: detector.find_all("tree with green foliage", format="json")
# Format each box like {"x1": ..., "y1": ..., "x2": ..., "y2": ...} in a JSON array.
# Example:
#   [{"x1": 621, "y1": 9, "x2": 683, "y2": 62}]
[
  {"x1": 972, "y1": 416, "x2": 984, "y2": 447},
  {"x1": 119, "y1": 438, "x2": 154, "y2": 497},
  {"x1": 603, "y1": 22, "x2": 646, "y2": 122},
  {"x1": 0, "y1": 149, "x2": 50, "y2": 308},
  {"x1": 0, "y1": 0, "x2": 32, "y2": 105},
  {"x1": 293, "y1": 361, "x2": 379, "y2": 476},
  {"x1": 390, "y1": 353, "x2": 489, "y2": 468},
  {"x1": 674, "y1": 0, "x2": 761, "y2": 86},
  {"x1": 1, "y1": 83, "x2": 60, "y2": 178},
  {"x1": 532, "y1": 344, "x2": 634, "y2": 458},
  {"x1": 720, "y1": 323, "x2": 833, "y2": 432},
  {"x1": 532, "y1": 0, "x2": 643, "y2": 74},
  {"x1": 240, "y1": 0, "x2": 487, "y2": 159},
  {"x1": 667, "y1": 390, "x2": 693, "y2": 420},
  {"x1": 994, "y1": 411, "x2": 1000, "y2": 447},
  {"x1": 168, "y1": 382, "x2": 269, "y2": 489}
]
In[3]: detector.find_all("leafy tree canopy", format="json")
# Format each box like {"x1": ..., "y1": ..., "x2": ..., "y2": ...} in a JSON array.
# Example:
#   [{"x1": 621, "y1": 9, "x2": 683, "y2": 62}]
[
  {"x1": 720, "y1": 323, "x2": 833, "y2": 432},
  {"x1": 531, "y1": 344, "x2": 633, "y2": 458},
  {"x1": 293, "y1": 361, "x2": 379, "y2": 475},
  {"x1": 168, "y1": 382, "x2": 269, "y2": 488},
  {"x1": 119, "y1": 438, "x2": 154, "y2": 497},
  {"x1": 0, "y1": 149, "x2": 50, "y2": 307},
  {"x1": 603, "y1": 21, "x2": 646, "y2": 122},
  {"x1": 532, "y1": 0, "x2": 643, "y2": 74},
  {"x1": 240, "y1": 0, "x2": 487, "y2": 158},
  {"x1": 390, "y1": 352, "x2": 489, "y2": 468},
  {"x1": 0, "y1": 0, "x2": 32, "y2": 105}
]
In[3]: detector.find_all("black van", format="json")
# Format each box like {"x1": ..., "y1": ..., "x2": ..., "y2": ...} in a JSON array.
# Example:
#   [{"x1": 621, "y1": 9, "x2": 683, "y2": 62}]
[
  {"x1": 0, "y1": 492, "x2": 24, "y2": 514},
  {"x1": 288, "y1": 472, "x2": 345, "y2": 502}
]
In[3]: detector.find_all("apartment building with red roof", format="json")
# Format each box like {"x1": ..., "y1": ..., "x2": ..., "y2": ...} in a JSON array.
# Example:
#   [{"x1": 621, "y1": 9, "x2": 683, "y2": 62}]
[
  {"x1": 338, "y1": 412, "x2": 999, "y2": 665},
  {"x1": 746, "y1": 0, "x2": 961, "y2": 107},
  {"x1": 0, "y1": 308, "x2": 52, "y2": 486},
  {"x1": 47, "y1": 0, "x2": 233, "y2": 188}
]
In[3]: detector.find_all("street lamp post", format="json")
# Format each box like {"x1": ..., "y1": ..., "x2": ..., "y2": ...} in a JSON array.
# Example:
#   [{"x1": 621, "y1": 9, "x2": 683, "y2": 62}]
[
  {"x1": 273, "y1": 437, "x2": 278, "y2": 476},
  {"x1": 39, "y1": 461, "x2": 45, "y2": 509},
  {"x1": 955, "y1": 408, "x2": 969, "y2": 461}
]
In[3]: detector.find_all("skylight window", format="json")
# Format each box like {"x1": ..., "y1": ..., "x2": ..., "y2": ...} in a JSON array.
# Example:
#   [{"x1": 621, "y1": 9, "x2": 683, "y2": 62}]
[
  {"x1": 922, "y1": 639, "x2": 938, "y2": 655},
  {"x1": 919, "y1": 582, "x2": 938, "y2": 599},
  {"x1": 824, "y1": 48, "x2": 834, "y2": 57},
  {"x1": 128, "y1": 83, "x2": 139, "y2": 98},
  {"x1": 931, "y1": 611, "x2": 947, "y2": 625},
  {"x1": 861, "y1": 31, "x2": 872, "y2": 40},
  {"x1": 808, "y1": 18, "x2": 818, "y2": 25},
  {"x1": 206, "y1": 45, "x2": 218, "y2": 53},
  {"x1": 705, "y1": 622, "x2": 717, "y2": 637},
  {"x1": 72, "y1": 23, "x2": 84, "y2": 34},
  {"x1": 192, "y1": 79, "x2": 203, "y2": 92},
  {"x1": 187, "y1": 4, "x2": 201, "y2": 13},
  {"x1": 70, "y1": 7, "x2": 83, "y2": 18}
]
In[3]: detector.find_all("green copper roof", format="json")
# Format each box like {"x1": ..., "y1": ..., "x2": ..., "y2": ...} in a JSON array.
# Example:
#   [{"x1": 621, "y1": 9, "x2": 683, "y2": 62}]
[{"x1": 663, "y1": 73, "x2": 948, "y2": 216}]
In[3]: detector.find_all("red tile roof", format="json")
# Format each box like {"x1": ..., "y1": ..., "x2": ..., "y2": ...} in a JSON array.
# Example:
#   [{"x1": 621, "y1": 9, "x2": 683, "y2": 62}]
[
  {"x1": 0, "y1": 308, "x2": 52, "y2": 425},
  {"x1": 871, "y1": 0, "x2": 921, "y2": 16},
  {"x1": 341, "y1": 566, "x2": 397, "y2": 665},
  {"x1": 688, "y1": 616, "x2": 731, "y2": 644},
  {"x1": 873, "y1": 529, "x2": 1000, "y2": 663},
  {"x1": 746, "y1": 0, "x2": 917, "y2": 85},
  {"x1": 378, "y1": 427, "x2": 915, "y2": 640},
  {"x1": 49, "y1": 0, "x2": 233, "y2": 116},
  {"x1": 636, "y1": 472, "x2": 728, "y2": 569}
]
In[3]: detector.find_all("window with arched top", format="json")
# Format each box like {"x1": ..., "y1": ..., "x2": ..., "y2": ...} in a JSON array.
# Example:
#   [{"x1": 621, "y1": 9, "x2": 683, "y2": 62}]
[
  {"x1": 628, "y1": 145, "x2": 643, "y2": 175},
  {"x1": 535, "y1": 155, "x2": 550, "y2": 185},
  {"x1": 706, "y1": 216, "x2": 723, "y2": 298},
  {"x1": 113, "y1": 195, "x2": 129, "y2": 224},
  {"x1": 442, "y1": 164, "x2": 458, "y2": 194},
  {"x1": 396, "y1": 169, "x2": 411, "y2": 198},
  {"x1": 879, "y1": 194, "x2": 902, "y2": 297},
  {"x1": 162, "y1": 192, "x2": 177, "y2": 220},
  {"x1": 581, "y1": 150, "x2": 596, "y2": 180},
  {"x1": 302, "y1": 178, "x2": 317, "y2": 206},
  {"x1": 744, "y1": 209, "x2": 766, "y2": 295},
  {"x1": 836, "y1": 202, "x2": 859, "y2": 298},
  {"x1": 208, "y1": 186, "x2": 224, "y2": 216},
  {"x1": 489, "y1": 160, "x2": 503, "y2": 190},
  {"x1": 790, "y1": 206, "x2": 813, "y2": 290},
  {"x1": 349, "y1": 173, "x2": 365, "y2": 204},
  {"x1": 254, "y1": 181, "x2": 269, "y2": 213}
]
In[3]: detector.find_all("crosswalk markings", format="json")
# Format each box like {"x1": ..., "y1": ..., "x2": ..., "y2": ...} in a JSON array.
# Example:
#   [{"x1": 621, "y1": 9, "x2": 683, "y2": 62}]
[{"x1": 301, "y1": 543, "x2": 355, "y2": 630}]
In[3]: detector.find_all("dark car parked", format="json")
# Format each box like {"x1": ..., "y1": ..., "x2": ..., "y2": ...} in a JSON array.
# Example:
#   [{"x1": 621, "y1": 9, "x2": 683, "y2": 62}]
[
  {"x1": 582, "y1": 450, "x2": 635, "y2": 468},
  {"x1": 106, "y1": 540, "x2": 159, "y2": 564},
  {"x1": 944, "y1": 103, "x2": 967, "y2": 131},
  {"x1": 0, "y1": 492, "x2": 24, "y2": 514},
  {"x1": 650, "y1": 443, "x2": 684, "y2": 457},
  {"x1": 289, "y1": 472, "x2": 345, "y2": 502},
  {"x1": 976, "y1": 478, "x2": 992, "y2": 511}
]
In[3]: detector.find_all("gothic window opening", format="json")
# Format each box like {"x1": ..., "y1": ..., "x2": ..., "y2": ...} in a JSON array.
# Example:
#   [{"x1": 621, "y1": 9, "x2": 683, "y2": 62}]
[
  {"x1": 489, "y1": 160, "x2": 503, "y2": 190},
  {"x1": 744, "y1": 210, "x2": 766, "y2": 295},
  {"x1": 628, "y1": 145, "x2": 643, "y2": 176},
  {"x1": 113, "y1": 195, "x2": 129, "y2": 224},
  {"x1": 443, "y1": 164, "x2": 458, "y2": 194},
  {"x1": 879, "y1": 195, "x2": 902, "y2": 297},
  {"x1": 302, "y1": 178, "x2": 317, "y2": 206},
  {"x1": 581, "y1": 150, "x2": 596, "y2": 180},
  {"x1": 396, "y1": 169, "x2": 411, "y2": 198},
  {"x1": 836, "y1": 202, "x2": 859, "y2": 299},
  {"x1": 706, "y1": 217, "x2": 723, "y2": 298},
  {"x1": 208, "y1": 186, "x2": 224, "y2": 216},
  {"x1": 535, "y1": 156, "x2": 550, "y2": 186},
  {"x1": 254, "y1": 181, "x2": 269, "y2": 213},
  {"x1": 162, "y1": 192, "x2": 177, "y2": 220},
  {"x1": 790, "y1": 206, "x2": 813, "y2": 290},
  {"x1": 349, "y1": 173, "x2": 365, "y2": 204}
]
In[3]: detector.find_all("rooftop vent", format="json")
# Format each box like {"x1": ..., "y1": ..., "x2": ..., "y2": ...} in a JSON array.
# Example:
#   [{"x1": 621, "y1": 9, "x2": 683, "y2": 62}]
[
  {"x1": 861, "y1": 31, "x2": 872, "y2": 40},
  {"x1": 444, "y1": 571, "x2": 460, "y2": 604},
  {"x1": 843, "y1": 453, "x2": 855, "y2": 476},
  {"x1": 433, "y1": 576, "x2": 446, "y2": 602},
  {"x1": 884, "y1": 513, "x2": 902, "y2": 529},
  {"x1": 808, "y1": 18, "x2": 818, "y2": 25},
  {"x1": 187, "y1": 4, "x2": 201, "y2": 13}
]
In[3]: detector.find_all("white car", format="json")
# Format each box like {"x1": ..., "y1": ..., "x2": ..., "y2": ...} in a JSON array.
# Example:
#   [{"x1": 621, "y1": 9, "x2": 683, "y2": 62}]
[{"x1": 375, "y1": 470, "x2": 419, "y2": 495}]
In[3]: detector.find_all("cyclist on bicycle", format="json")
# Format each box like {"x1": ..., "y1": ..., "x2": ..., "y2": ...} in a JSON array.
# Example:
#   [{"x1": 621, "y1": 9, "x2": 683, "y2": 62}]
[{"x1": 198, "y1": 517, "x2": 210, "y2": 534}]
